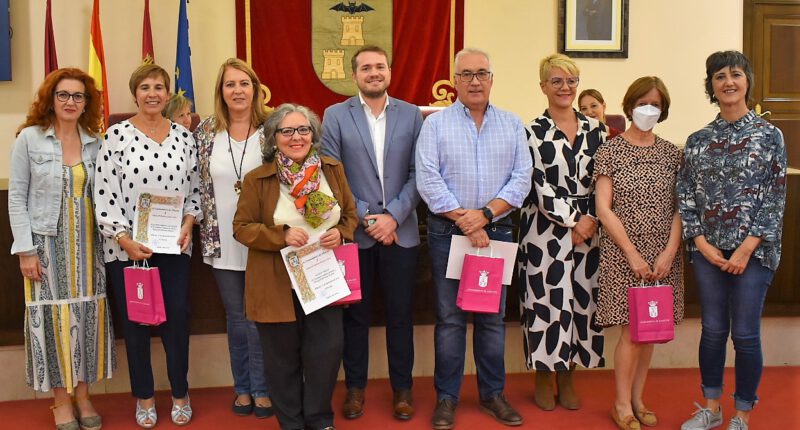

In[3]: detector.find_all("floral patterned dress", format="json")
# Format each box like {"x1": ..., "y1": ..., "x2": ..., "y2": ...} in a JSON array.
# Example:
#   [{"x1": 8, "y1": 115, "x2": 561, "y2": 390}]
[{"x1": 24, "y1": 163, "x2": 115, "y2": 392}]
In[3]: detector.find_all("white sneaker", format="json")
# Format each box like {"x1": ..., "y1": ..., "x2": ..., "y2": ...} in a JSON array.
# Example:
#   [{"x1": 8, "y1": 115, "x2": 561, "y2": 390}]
[
  {"x1": 726, "y1": 417, "x2": 748, "y2": 430},
  {"x1": 681, "y1": 402, "x2": 723, "y2": 430}
]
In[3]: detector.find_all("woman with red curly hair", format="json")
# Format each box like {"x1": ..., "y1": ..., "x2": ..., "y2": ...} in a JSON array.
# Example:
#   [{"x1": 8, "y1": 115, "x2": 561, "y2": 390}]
[{"x1": 9, "y1": 68, "x2": 114, "y2": 430}]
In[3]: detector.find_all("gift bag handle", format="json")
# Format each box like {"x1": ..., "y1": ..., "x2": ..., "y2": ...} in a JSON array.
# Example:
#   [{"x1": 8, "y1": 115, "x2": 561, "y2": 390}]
[
  {"x1": 131, "y1": 259, "x2": 150, "y2": 269},
  {"x1": 636, "y1": 279, "x2": 664, "y2": 288},
  {"x1": 473, "y1": 244, "x2": 494, "y2": 258}
]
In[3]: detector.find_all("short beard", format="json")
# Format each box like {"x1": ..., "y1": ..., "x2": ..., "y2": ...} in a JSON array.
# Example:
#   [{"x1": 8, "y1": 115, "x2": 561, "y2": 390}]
[{"x1": 360, "y1": 88, "x2": 387, "y2": 99}]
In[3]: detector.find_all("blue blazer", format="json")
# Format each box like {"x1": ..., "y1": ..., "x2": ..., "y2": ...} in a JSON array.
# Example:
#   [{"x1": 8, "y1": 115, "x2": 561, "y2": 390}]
[{"x1": 321, "y1": 95, "x2": 423, "y2": 248}]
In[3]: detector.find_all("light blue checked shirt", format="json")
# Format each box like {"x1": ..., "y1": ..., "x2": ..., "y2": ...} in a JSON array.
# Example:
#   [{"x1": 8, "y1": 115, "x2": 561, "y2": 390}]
[{"x1": 416, "y1": 100, "x2": 532, "y2": 216}]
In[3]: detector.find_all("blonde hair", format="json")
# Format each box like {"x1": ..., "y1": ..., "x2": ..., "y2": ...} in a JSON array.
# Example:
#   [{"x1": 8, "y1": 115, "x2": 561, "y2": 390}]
[
  {"x1": 539, "y1": 53, "x2": 579, "y2": 82},
  {"x1": 162, "y1": 93, "x2": 193, "y2": 121},
  {"x1": 213, "y1": 58, "x2": 268, "y2": 132}
]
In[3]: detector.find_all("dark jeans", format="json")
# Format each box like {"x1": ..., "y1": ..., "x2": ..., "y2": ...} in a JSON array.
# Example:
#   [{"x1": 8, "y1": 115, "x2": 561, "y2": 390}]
[
  {"x1": 257, "y1": 295, "x2": 343, "y2": 430},
  {"x1": 107, "y1": 254, "x2": 191, "y2": 399},
  {"x1": 427, "y1": 215, "x2": 511, "y2": 402},
  {"x1": 692, "y1": 251, "x2": 774, "y2": 411},
  {"x1": 211, "y1": 268, "x2": 268, "y2": 398},
  {"x1": 343, "y1": 243, "x2": 417, "y2": 391}
]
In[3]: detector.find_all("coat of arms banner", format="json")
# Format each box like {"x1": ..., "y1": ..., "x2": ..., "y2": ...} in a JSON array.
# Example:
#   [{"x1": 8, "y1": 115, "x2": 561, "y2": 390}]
[{"x1": 235, "y1": 0, "x2": 464, "y2": 116}]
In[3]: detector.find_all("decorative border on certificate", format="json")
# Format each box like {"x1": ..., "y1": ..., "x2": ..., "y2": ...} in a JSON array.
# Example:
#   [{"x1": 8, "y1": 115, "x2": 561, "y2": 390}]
[
  {"x1": 132, "y1": 189, "x2": 184, "y2": 254},
  {"x1": 280, "y1": 240, "x2": 350, "y2": 315}
]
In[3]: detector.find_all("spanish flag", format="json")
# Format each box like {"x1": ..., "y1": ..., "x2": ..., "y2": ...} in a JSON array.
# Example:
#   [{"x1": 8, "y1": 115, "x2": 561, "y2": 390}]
[
  {"x1": 88, "y1": 0, "x2": 109, "y2": 128},
  {"x1": 142, "y1": 0, "x2": 154, "y2": 64},
  {"x1": 44, "y1": 0, "x2": 58, "y2": 76}
]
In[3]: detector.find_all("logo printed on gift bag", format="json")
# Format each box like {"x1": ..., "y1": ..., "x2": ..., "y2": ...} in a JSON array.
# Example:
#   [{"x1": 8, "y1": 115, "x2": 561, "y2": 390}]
[
  {"x1": 648, "y1": 300, "x2": 659, "y2": 318},
  {"x1": 338, "y1": 259, "x2": 346, "y2": 276},
  {"x1": 478, "y1": 270, "x2": 489, "y2": 288},
  {"x1": 137, "y1": 282, "x2": 144, "y2": 300}
]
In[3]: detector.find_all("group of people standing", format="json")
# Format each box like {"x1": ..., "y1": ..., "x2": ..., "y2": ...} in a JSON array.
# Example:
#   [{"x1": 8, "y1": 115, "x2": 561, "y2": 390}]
[{"x1": 9, "y1": 44, "x2": 785, "y2": 430}]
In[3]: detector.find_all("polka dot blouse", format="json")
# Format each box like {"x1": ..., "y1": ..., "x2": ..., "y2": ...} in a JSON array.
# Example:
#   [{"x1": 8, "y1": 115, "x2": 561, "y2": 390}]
[{"x1": 94, "y1": 120, "x2": 202, "y2": 262}]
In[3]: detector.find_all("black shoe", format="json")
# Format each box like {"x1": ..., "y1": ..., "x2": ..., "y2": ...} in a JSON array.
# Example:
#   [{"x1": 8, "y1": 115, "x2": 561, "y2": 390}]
[
  {"x1": 232, "y1": 396, "x2": 253, "y2": 416},
  {"x1": 479, "y1": 394, "x2": 523, "y2": 426},
  {"x1": 254, "y1": 397, "x2": 274, "y2": 419},
  {"x1": 431, "y1": 398, "x2": 456, "y2": 430}
]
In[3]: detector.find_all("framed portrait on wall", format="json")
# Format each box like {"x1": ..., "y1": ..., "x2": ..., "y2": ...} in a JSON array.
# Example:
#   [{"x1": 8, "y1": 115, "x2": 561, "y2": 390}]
[{"x1": 558, "y1": 0, "x2": 629, "y2": 58}]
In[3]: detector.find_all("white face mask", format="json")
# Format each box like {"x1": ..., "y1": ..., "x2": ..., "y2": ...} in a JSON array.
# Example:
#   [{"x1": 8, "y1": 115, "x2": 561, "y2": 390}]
[{"x1": 631, "y1": 105, "x2": 661, "y2": 131}]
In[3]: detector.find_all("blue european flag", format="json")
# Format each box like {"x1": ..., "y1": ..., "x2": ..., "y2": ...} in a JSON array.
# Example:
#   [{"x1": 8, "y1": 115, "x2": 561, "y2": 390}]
[{"x1": 175, "y1": 0, "x2": 195, "y2": 111}]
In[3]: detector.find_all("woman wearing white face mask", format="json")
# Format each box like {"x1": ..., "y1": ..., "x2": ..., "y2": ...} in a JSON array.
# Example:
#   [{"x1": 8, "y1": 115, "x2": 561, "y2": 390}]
[{"x1": 593, "y1": 76, "x2": 684, "y2": 430}]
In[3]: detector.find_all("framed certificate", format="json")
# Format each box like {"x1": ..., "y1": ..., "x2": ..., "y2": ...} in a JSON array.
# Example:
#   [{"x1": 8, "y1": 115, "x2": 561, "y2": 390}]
[
  {"x1": 132, "y1": 188, "x2": 185, "y2": 254},
  {"x1": 280, "y1": 240, "x2": 351, "y2": 315}
]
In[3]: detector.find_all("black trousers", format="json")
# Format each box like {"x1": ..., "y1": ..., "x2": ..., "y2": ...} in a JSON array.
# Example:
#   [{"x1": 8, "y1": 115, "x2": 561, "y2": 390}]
[
  {"x1": 107, "y1": 253, "x2": 191, "y2": 399},
  {"x1": 343, "y1": 243, "x2": 418, "y2": 390},
  {"x1": 257, "y1": 296, "x2": 343, "y2": 430}
]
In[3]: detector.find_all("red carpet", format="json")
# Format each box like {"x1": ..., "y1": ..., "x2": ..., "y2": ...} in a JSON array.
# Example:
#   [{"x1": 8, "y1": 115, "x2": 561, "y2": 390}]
[{"x1": 1, "y1": 368, "x2": 797, "y2": 429}]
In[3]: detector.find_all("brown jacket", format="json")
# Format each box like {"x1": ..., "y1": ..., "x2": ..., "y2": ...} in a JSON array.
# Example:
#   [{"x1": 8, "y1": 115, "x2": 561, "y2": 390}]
[{"x1": 233, "y1": 155, "x2": 357, "y2": 323}]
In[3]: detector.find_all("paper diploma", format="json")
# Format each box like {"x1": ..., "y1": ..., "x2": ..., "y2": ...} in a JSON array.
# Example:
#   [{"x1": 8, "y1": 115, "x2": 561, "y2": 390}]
[
  {"x1": 281, "y1": 240, "x2": 351, "y2": 315},
  {"x1": 132, "y1": 188, "x2": 185, "y2": 255}
]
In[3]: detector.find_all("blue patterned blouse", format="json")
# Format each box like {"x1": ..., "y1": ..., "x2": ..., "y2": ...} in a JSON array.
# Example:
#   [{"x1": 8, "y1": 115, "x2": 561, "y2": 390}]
[{"x1": 677, "y1": 110, "x2": 787, "y2": 270}]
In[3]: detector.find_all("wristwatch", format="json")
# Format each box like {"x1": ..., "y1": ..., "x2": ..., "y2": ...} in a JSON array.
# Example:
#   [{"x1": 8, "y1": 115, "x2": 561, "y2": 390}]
[
  {"x1": 114, "y1": 230, "x2": 129, "y2": 244},
  {"x1": 480, "y1": 206, "x2": 494, "y2": 221}
]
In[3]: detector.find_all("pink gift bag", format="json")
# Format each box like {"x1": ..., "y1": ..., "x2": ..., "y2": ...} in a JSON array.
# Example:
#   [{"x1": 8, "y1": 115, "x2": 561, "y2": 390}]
[
  {"x1": 628, "y1": 282, "x2": 674, "y2": 343},
  {"x1": 456, "y1": 246, "x2": 504, "y2": 314},
  {"x1": 123, "y1": 260, "x2": 166, "y2": 326},
  {"x1": 332, "y1": 242, "x2": 362, "y2": 306}
]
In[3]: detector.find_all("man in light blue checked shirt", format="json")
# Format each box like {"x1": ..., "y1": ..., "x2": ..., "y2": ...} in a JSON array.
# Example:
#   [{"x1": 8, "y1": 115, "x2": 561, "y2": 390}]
[{"x1": 416, "y1": 48, "x2": 532, "y2": 430}]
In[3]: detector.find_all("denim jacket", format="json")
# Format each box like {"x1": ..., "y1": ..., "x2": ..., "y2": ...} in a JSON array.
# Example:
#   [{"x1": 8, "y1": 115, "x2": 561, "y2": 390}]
[{"x1": 8, "y1": 125, "x2": 100, "y2": 254}]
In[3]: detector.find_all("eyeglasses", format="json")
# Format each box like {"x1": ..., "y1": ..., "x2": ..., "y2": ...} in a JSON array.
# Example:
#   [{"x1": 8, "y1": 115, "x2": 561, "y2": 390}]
[
  {"x1": 276, "y1": 126, "x2": 312, "y2": 137},
  {"x1": 455, "y1": 70, "x2": 492, "y2": 82},
  {"x1": 547, "y1": 77, "x2": 580, "y2": 88},
  {"x1": 54, "y1": 91, "x2": 88, "y2": 103}
]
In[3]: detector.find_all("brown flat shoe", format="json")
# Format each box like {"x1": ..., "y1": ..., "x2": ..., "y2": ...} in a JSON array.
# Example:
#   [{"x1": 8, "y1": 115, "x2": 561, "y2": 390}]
[
  {"x1": 392, "y1": 389, "x2": 414, "y2": 420},
  {"x1": 611, "y1": 407, "x2": 641, "y2": 430},
  {"x1": 634, "y1": 407, "x2": 657, "y2": 427},
  {"x1": 342, "y1": 388, "x2": 364, "y2": 419}
]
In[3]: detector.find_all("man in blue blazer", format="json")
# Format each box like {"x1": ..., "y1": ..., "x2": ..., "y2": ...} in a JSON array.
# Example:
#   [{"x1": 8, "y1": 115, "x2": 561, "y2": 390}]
[{"x1": 321, "y1": 45, "x2": 423, "y2": 421}]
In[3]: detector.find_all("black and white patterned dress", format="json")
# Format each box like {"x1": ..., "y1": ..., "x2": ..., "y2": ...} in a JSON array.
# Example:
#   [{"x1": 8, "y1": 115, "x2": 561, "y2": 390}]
[{"x1": 517, "y1": 110, "x2": 606, "y2": 371}]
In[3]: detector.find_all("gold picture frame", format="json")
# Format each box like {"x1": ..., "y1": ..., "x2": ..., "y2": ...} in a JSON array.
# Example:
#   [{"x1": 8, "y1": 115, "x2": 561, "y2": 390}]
[{"x1": 558, "y1": 0, "x2": 629, "y2": 58}]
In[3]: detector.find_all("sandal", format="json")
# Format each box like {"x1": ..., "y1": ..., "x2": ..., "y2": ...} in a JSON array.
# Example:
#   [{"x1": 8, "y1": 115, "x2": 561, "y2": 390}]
[
  {"x1": 171, "y1": 396, "x2": 192, "y2": 426},
  {"x1": 135, "y1": 400, "x2": 157, "y2": 429},
  {"x1": 51, "y1": 402, "x2": 79, "y2": 430},
  {"x1": 253, "y1": 396, "x2": 274, "y2": 419},
  {"x1": 74, "y1": 395, "x2": 102, "y2": 430}
]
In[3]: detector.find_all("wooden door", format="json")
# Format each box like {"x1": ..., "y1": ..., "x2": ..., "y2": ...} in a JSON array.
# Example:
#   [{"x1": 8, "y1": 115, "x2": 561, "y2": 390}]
[
  {"x1": 742, "y1": 0, "x2": 800, "y2": 315},
  {"x1": 744, "y1": 0, "x2": 800, "y2": 167}
]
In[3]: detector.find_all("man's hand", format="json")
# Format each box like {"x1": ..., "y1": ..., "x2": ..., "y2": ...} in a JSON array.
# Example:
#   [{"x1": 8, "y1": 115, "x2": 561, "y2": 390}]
[
  {"x1": 467, "y1": 229, "x2": 490, "y2": 248},
  {"x1": 455, "y1": 209, "x2": 489, "y2": 235},
  {"x1": 364, "y1": 213, "x2": 398, "y2": 244}
]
